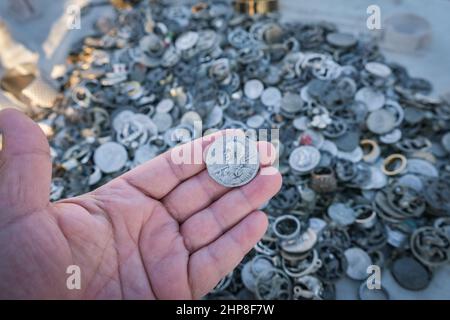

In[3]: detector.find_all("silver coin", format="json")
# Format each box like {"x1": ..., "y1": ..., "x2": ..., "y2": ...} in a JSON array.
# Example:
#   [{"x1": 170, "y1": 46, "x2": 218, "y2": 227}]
[
  {"x1": 380, "y1": 129, "x2": 402, "y2": 144},
  {"x1": 134, "y1": 144, "x2": 158, "y2": 166},
  {"x1": 344, "y1": 247, "x2": 372, "y2": 280},
  {"x1": 244, "y1": 79, "x2": 264, "y2": 100},
  {"x1": 261, "y1": 87, "x2": 282, "y2": 107},
  {"x1": 365, "y1": 62, "x2": 392, "y2": 78},
  {"x1": 161, "y1": 45, "x2": 180, "y2": 68},
  {"x1": 196, "y1": 29, "x2": 218, "y2": 51},
  {"x1": 175, "y1": 31, "x2": 199, "y2": 51},
  {"x1": 366, "y1": 109, "x2": 396, "y2": 134},
  {"x1": 355, "y1": 87, "x2": 385, "y2": 112},
  {"x1": 94, "y1": 142, "x2": 128, "y2": 174},
  {"x1": 206, "y1": 135, "x2": 259, "y2": 187},
  {"x1": 289, "y1": 146, "x2": 321, "y2": 174},
  {"x1": 442, "y1": 132, "x2": 450, "y2": 153},
  {"x1": 246, "y1": 114, "x2": 265, "y2": 128},
  {"x1": 156, "y1": 98, "x2": 175, "y2": 113},
  {"x1": 152, "y1": 112, "x2": 173, "y2": 133},
  {"x1": 281, "y1": 92, "x2": 303, "y2": 114},
  {"x1": 326, "y1": 32, "x2": 357, "y2": 48}
]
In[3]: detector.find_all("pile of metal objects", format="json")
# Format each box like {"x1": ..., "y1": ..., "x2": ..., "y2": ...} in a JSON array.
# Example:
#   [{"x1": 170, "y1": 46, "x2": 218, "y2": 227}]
[{"x1": 34, "y1": 0, "x2": 450, "y2": 299}]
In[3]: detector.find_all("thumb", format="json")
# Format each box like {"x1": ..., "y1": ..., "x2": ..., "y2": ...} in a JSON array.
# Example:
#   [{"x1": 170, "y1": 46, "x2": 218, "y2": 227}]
[{"x1": 0, "y1": 108, "x2": 51, "y2": 222}]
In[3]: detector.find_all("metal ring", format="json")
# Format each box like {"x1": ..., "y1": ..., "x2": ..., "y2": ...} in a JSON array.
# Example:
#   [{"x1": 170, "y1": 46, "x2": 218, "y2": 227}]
[
  {"x1": 310, "y1": 166, "x2": 337, "y2": 194},
  {"x1": 360, "y1": 139, "x2": 380, "y2": 163},
  {"x1": 272, "y1": 215, "x2": 301, "y2": 241},
  {"x1": 382, "y1": 154, "x2": 407, "y2": 176},
  {"x1": 355, "y1": 210, "x2": 377, "y2": 229}
]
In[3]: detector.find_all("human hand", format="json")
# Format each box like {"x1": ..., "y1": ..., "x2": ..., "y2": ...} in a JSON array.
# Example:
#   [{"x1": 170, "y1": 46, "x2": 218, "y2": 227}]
[{"x1": 0, "y1": 108, "x2": 281, "y2": 299}]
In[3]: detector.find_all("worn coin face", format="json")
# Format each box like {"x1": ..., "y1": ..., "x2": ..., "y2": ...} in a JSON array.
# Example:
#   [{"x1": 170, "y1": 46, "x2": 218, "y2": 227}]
[
  {"x1": 246, "y1": 114, "x2": 265, "y2": 128},
  {"x1": 365, "y1": 62, "x2": 392, "y2": 78},
  {"x1": 281, "y1": 92, "x2": 303, "y2": 114},
  {"x1": 152, "y1": 112, "x2": 173, "y2": 133},
  {"x1": 366, "y1": 109, "x2": 396, "y2": 134},
  {"x1": 94, "y1": 142, "x2": 128, "y2": 173},
  {"x1": 134, "y1": 144, "x2": 158, "y2": 166},
  {"x1": 206, "y1": 135, "x2": 259, "y2": 187},
  {"x1": 326, "y1": 32, "x2": 357, "y2": 48},
  {"x1": 355, "y1": 87, "x2": 385, "y2": 112},
  {"x1": 261, "y1": 87, "x2": 282, "y2": 107},
  {"x1": 289, "y1": 146, "x2": 321, "y2": 174},
  {"x1": 244, "y1": 79, "x2": 264, "y2": 100}
]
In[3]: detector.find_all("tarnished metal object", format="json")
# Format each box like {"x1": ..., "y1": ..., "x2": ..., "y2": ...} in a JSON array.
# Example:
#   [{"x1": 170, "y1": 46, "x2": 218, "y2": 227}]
[{"x1": 234, "y1": 0, "x2": 278, "y2": 15}]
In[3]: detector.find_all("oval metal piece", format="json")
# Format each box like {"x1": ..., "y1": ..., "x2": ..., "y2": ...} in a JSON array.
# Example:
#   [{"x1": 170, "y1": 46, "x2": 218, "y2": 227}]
[{"x1": 391, "y1": 257, "x2": 432, "y2": 291}]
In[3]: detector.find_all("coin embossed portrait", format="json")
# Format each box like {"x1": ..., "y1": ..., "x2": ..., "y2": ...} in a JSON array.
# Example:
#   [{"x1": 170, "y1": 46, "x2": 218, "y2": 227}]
[{"x1": 206, "y1": 136, "x2": 259, "y2": 187}]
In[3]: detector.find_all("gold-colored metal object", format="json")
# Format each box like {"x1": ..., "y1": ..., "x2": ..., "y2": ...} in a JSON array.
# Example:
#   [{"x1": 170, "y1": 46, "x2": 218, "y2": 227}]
[
  {"x1": 110, "y1": 0, "x2": 139, "y2": 10},
  {"x1": 360, "y1": 139, "x2": 380, "y2": 163},
  {"x1": 234, "y1": 0, "x2": 279, "y2": 15},
  {"x1": 382, "y1": 154, "x2": 407, "y2": 176}
]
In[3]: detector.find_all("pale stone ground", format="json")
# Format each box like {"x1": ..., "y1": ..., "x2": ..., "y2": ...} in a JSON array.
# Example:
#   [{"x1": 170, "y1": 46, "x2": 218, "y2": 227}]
[{"x1": 0, "y1": 0, "x2": 449, "y2": 299}]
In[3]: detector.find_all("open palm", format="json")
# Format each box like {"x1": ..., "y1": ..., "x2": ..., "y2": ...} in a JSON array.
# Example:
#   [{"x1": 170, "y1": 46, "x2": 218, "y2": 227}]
[{"x1": 0, "y1": 109, "x2": 281, "y2": 299}]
